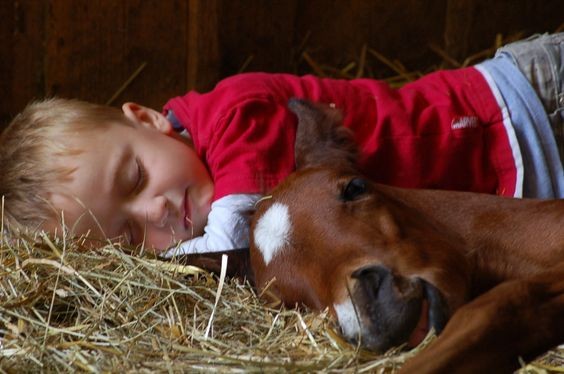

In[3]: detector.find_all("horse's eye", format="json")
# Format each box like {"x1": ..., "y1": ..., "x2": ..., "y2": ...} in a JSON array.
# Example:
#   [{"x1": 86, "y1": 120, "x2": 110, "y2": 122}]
[{"x1": 342, "y1": 177, "x2": 367, "y2": 201}]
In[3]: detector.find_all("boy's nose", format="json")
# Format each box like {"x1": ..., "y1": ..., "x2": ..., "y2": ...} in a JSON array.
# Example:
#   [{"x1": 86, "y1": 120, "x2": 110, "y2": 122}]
[{"x1": 142, "y1": 195, "x2": 169, "y2": 228}]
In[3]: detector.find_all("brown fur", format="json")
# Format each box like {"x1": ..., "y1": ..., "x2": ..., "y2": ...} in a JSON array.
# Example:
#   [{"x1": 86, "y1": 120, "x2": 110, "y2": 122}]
[{"x1": 250, "y1": 99, "x2": 564, "y2": 373}]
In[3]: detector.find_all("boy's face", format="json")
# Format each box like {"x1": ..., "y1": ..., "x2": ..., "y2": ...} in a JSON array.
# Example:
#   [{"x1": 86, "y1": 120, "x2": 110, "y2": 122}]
[{"x1": 49, "y1": 103, "x2": 213, "y2": 254}]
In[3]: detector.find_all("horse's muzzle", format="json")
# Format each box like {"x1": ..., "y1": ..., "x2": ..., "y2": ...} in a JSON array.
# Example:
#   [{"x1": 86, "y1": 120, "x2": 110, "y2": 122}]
[{"x1": 349, "y1": 265, "x2": 449, "y2": 352}]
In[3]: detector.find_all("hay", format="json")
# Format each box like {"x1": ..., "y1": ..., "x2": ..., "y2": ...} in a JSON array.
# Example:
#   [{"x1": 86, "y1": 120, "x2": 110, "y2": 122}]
[
  {"x1": 1, "y1": 230, "x2": 562, "y2": 372},
  {"x1": 1, "y1": 231, "x2": 434, "y2": 372}
]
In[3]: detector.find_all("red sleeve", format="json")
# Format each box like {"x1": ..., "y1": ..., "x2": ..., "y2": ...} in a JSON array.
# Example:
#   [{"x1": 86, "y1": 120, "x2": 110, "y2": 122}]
[{"x1": 203, "y1": 95, "x2": 297, "y2": 200}]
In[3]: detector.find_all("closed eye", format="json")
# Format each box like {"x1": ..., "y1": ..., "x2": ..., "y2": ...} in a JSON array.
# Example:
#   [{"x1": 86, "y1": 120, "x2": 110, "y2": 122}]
[{"x1": 132, "y1": 157, "x2": 146, "y2": 194}]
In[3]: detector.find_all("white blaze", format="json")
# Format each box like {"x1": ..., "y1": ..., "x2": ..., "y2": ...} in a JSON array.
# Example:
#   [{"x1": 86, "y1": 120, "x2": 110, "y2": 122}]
[
  {"x1": 334, "y1": 298, "x2": 362, "y2": 340},
  {"x1": 253, "y1": 202, "x2": 291, "y2": 265}
]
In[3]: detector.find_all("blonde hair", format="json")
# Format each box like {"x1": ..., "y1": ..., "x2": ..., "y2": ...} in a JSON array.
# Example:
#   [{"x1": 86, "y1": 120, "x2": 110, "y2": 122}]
[{"x1": 0, "y1": 97, "x2": 129, "y2": 233}]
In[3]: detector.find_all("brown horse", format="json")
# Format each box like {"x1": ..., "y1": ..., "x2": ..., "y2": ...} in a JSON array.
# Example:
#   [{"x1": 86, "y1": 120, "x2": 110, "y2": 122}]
[{"x1": 249, "y1": 99, "x2": 564, "y2": 373}]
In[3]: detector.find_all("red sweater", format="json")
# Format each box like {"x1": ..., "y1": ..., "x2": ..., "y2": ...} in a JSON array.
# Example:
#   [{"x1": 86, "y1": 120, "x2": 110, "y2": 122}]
[{"x1": 164, "y1": 68, "x2": 519, "y2": 201}]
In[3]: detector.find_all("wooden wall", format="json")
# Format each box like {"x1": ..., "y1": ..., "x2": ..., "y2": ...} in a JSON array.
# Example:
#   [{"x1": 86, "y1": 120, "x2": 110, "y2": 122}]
[{"x1": 1, "y1": 0, "x2": 562, "y2": 130}]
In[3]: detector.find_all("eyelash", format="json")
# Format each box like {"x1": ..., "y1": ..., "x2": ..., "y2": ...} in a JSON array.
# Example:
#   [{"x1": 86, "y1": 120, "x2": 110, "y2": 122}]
[{"x1": 133, "y1": 158, "x2": 146, "y2": 194}]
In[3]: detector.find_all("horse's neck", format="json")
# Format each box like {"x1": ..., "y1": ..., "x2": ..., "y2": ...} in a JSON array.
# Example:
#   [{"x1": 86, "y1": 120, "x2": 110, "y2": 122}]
[{"x1": 381, "y1": 186, "x2": 564, "y2": 287}]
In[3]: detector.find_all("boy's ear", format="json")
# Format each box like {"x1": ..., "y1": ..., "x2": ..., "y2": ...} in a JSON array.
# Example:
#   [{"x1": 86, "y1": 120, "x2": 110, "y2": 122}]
[{"x1": 122, "y1": 102, "x2": 172, "y2": 134}]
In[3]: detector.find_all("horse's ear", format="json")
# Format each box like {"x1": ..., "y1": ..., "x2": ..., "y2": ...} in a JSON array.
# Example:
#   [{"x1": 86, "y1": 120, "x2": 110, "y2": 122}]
[{"x1": 288, "y1": 98, "x2": 358, "y2": 171}]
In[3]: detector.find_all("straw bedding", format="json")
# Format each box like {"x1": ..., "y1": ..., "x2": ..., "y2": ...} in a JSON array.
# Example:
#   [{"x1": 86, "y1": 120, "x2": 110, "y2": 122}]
[
  {"x1": 1, "y1": 232, "x2": 434, "y2": 372},
  {"x1": 1, "y1": 227, "x2": 563, "y2": 372}
]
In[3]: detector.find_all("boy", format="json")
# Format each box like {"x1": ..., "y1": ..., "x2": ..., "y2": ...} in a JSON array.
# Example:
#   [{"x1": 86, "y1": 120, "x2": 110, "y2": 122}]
[{"x1": 1, "y1": 33, "x2": 563, "y2": 264}]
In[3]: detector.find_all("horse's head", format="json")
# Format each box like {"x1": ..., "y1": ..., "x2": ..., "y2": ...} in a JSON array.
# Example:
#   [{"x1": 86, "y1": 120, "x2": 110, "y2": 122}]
[{"x1": 250, "y1": 99, "x2": 472, "y2": 352}]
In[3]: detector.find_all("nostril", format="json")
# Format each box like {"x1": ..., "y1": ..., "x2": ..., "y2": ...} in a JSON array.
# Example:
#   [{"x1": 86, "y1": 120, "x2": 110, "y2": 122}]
[
  {"x1": 351, "y1": 265, "x2": 392, "y2": 299},
  {"x1": 351, "y1": 265, "x2": 390, "y2": 279},
  {"x1": 352, "y1": 265, "x2": 424, "y2": 306}
]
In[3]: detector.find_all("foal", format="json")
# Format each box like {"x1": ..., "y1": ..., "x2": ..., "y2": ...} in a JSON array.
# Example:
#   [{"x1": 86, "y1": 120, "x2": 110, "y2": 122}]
[{"x1": 250, "y1": 99, "x2": 564, "y2": 373}]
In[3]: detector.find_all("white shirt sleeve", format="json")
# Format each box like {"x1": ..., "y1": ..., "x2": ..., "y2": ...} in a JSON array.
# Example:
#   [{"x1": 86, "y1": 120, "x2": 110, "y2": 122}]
[{"x1": 160, "y1": 193, "x2": 261, "y2": 258}]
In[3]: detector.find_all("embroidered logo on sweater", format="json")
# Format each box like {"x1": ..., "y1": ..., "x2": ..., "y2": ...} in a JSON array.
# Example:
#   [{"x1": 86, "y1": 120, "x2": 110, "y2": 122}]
[{"x1": 451, "y1": 116, "x2": 479, "y2": 130}]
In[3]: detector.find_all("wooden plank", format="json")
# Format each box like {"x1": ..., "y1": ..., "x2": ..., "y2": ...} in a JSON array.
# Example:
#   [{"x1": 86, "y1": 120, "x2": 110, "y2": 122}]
[
  {"x1": 444, "y1": 0, "x2": 564, "y2": 66},
  {"x1": 45, "y1": 0, "x2": 121, "y2": 104},
  {"x1": 45, "y1": 0, "x2": 188, "y2": 110},
  {"x1": 119, "y1": 0, "x2": 189, "y2": 109},
  {"x1": 187, "y1": 0, "x2": 220, "y2": 91},
  {"x1": 0, "y1": 1, "x2": 14, "y2": 127},
  {"x1": 3, "y1": 0, "x2": 564, "y2": 130},
  {"x1": 444, "y1": 0, "x2": 475, "y2": 64},
  {"x1": 217, "y1": 0, "x2": 298, "y2": 77},
  {"x1": 293, "y1": 0, "x2": 446, "y2": 78},
  {"x1": 0, "y1": 1, "x2": 45, "y2": 128}
]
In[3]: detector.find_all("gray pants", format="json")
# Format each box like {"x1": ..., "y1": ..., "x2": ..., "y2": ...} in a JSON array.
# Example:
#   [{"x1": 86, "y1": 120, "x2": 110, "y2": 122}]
[{"x1": 496, "y1": 33, "x2": 564, "y2": 158}]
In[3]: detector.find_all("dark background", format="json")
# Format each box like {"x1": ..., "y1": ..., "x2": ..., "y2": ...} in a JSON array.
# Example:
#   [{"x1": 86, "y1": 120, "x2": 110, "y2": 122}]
[{"x1": 1, "y1": 0, "x2": 562, "y2": 130}]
